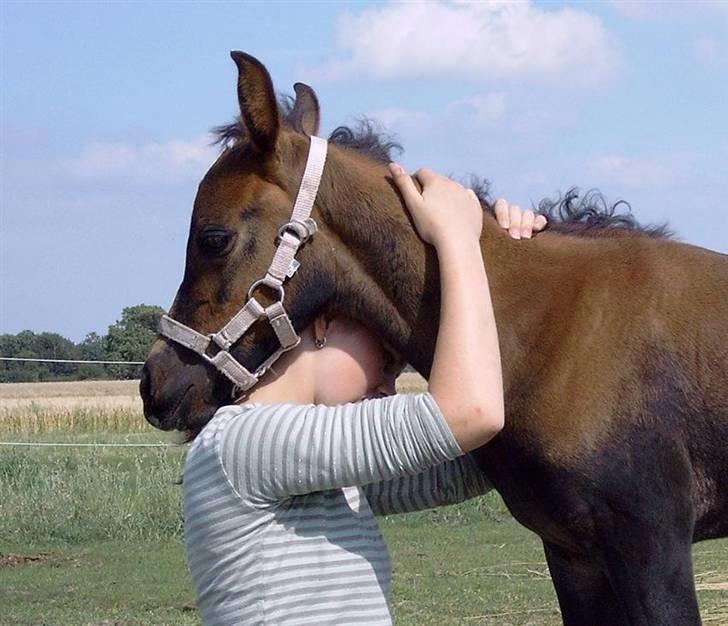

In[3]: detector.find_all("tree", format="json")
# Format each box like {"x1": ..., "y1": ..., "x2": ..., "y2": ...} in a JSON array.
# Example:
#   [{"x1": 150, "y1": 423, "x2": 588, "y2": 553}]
[
  {"x1": 0, "y1": 332, "x2": 40, "y2": 382},
  {"x1": 105, "y1": 304, "x2": 166, "y2": 379},
  {"x1": 77, "y1": 332, "x2": 108, "y2": 380},
  {"x1": 0, "y1": 304, "x2": 166, "y2": 382},
  {"x1": 34, "y1": 332, "x2": 81, "y2": 380},
  {"x1": 0, "y1": 330, "x2": 79, "y2": 382}
]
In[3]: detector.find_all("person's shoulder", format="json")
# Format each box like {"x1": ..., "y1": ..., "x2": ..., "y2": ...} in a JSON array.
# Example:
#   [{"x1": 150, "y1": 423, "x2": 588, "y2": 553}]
[
  {"x1": 213, "y1": 401, "x2": 305, "y2": 442},
  {"x1": 187, "y1": 403, "x2": 259, "y2": 450}
]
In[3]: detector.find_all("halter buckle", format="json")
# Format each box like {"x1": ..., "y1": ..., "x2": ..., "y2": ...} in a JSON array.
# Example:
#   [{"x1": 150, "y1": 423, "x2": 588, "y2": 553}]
[
  {"x1": 277, "y1": 217, "x2": 318, "y2": 243},
  {"x1": 209, "y1": 332, "x2": 232, "y2": 352}
]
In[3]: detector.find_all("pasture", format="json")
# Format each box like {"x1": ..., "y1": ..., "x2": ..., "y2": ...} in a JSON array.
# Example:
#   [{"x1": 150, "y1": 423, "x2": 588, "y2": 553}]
[{"x1": 1, "y1": 379, "x2": 726, "y2": 625}]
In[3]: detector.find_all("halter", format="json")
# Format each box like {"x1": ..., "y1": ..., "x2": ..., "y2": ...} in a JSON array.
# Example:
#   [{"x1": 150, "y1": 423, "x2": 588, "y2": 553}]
[{"x1": 158, "y1": 135, "x2": 328, "y2": 397}]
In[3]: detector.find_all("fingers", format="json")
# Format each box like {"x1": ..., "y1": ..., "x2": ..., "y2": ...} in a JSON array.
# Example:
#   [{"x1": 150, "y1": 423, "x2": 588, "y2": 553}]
[
  {"x1": 494, "y1": 198, "x2": 510, "y2": 229},
  {"x1": 388, "y1": 163, "x2": 423, "y2": 210},
  {"x1": 495, "y1": 197, "x2": 548, "y2": 239},
  {"x1": 414, "y1": 167, "x2": 437, "y2": 187},
  {"x1": 520, "y1": 210, "x2": 536, "y2": 239},
  {"x1": 508, "y1": 204, "x2": 523, "y2": 240},
  {"x1": 390, "y1": 166, "x2": 549, "y2": 241}
]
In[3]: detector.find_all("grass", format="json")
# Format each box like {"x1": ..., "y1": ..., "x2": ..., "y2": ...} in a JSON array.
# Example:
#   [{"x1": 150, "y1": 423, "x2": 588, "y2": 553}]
[
  {"x1": 0, "y1": 540, "x2": 199, "y2": 626},
  {"x1": 0, "y1": 446, "x2": 185, "y2": 546},
  {"x1": 1, "y1": 379, "x2": 726, "y2": 625}
]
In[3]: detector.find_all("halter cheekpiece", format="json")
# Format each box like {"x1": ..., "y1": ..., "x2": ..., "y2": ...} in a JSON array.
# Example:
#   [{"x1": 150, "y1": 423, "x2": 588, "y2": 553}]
[{"x1": 158, "y1": 135, "x2": 328, "y2": 397}]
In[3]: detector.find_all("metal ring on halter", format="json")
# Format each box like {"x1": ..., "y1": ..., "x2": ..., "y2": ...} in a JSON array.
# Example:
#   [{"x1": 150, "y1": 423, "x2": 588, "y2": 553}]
[{"x1": 247, "y1": 278, "x2": 285, "y2": 301}]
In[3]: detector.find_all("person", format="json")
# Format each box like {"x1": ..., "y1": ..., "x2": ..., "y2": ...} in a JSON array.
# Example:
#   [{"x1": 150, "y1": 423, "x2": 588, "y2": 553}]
[{"x1": 183, "y1": 165, "x2": 548, "y2": 625}]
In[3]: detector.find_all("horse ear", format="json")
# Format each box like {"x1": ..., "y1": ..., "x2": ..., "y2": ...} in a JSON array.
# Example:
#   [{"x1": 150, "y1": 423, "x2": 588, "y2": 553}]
[
  {"x1": 291, "y1": 83, "x2": 321, "y2": 137},
  {"x1": 230, "y1": 51, "x2": 280, "y2": 155}
]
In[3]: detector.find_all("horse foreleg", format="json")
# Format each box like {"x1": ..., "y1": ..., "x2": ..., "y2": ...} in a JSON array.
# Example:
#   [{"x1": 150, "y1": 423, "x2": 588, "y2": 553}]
[
  {"x1": 543, "y1": 540, "x2": 627, "y2": 626},
  {"x1": 598, "y1": 525, "x2": 701, "y2": 625}
]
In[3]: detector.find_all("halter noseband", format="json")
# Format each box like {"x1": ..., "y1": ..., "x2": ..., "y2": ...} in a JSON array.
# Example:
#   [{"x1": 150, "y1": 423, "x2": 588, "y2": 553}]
[{"x1": 158, "y1": 135, "x2": 328, "y2": 397}]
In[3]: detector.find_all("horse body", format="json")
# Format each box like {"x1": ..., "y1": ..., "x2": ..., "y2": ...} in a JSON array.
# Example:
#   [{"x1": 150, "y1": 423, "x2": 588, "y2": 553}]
[
  {"x1": 315, "y1": 146, "x2": 728, "y2": 623},
  {"x1": 477, "y1": 237, "x2": 728, "y2": 624},
  {"x1": 141, "y1": 52, "x2": 727, "y2": 624}
]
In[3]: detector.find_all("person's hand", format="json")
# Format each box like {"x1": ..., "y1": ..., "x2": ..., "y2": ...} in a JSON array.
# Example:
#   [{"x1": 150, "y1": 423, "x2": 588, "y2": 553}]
[
  {"x1": 389, "y1": 164, "x2": 482, "y2": 248},
  {"x1": 492, "y1": 198, "x2": 548, "y2": 240},
  {"x1": 389, "y1": 163, "x2": 547, "y2": 246}
]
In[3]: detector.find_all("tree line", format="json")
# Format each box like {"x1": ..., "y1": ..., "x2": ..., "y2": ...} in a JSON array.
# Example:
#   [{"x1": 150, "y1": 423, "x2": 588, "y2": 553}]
[{"x1": 0, "y1": 305, "x2": 165, "y2": 383}]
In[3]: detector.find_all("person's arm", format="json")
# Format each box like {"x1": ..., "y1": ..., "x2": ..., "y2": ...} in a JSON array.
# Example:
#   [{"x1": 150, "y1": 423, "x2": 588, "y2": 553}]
[
  {"x1": 217, "y1": 172, "x2": 539, "y2": 504},
  {"x1": 362, "y1": 454, "x2": 492, "y2": 516},
  {"x1": 389, "y1": 165, "x2": 504, "y2": 452},
  {"x1": 216, "y1": 392, "x2": 463, "y2": 505}
]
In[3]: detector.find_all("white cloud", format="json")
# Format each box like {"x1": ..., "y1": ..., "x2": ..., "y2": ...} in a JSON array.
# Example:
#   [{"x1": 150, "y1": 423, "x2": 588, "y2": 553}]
[
  {"x1": 607, "y1": 0, "x2": 656, "y2": 20},
  {"x1": 448, "y1": 92, "x2": 507, "y2": 125},
  {"x1": 59, "y1": 135, "x2": 217, "y2": 184},
  {"x1": 609, "y1": 0, "x2": 728, "y2": 20},
  {"x1": 366, "y1": 107, "x2": 431, "y2": 130},
  {"x1": 307, "y1": 0, "x2": 619, "y2": 86},
  {"x1": 586, "y1": 155, "x2": 674, "y2": 188}
]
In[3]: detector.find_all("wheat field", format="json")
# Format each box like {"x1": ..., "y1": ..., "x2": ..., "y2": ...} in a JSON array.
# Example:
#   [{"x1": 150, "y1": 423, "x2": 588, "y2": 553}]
[
  {"x1": 0, "y1": 379, "x2": 143, "y2": 434},
  {"x1": 0, "y1": 374, "x2": 428, "y2": 434}
]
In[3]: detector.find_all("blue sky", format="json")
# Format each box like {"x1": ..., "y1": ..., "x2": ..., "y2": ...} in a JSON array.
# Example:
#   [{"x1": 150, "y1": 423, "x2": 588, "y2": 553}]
[{"x1": 1, "y1": 0, "x2": 727, "y2": 342}]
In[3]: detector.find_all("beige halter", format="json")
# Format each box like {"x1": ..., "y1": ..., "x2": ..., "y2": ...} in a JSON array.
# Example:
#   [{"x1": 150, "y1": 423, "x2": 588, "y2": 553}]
[{"x1": 158, "y1": 136, "x2": 328, "y2": 396}]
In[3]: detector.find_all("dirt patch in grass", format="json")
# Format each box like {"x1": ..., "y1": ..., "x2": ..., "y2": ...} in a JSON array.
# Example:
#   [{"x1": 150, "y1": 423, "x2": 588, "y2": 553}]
[
  {"x1": 0, "y1": 552, "x2": 54, "y2": 567},
  {"x1": 0, "y1": 551, "x2": 96, "y2": 569}
]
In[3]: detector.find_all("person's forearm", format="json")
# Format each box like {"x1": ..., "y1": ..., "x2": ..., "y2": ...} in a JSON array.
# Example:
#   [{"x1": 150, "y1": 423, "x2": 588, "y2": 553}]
[
  {"x1": 363, "y1": 454, "x2": 493, "y2": 515},
  {"x1": 428, "y1": 238, "x2": 504, "y2": 451}
]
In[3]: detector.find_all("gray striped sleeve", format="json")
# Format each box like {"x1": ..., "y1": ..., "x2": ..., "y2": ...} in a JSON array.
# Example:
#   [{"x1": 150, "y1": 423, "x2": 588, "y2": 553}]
[
  {"x1": 217, "y1": 392, "x2": 463, "y2": 505},
  {"x1": 362, "y1": 453, "x2": 493, "y2": 516}
]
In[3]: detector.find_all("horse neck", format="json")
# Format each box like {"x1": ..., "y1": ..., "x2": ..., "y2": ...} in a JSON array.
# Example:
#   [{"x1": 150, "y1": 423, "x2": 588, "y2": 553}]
[{"x1": 316, "y1": 148, "x2": 572, "y2": 383}]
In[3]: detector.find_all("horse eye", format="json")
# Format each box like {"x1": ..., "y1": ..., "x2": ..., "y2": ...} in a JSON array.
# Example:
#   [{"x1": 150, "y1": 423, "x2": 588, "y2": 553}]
[{"x1": 198, "y1": 227, "x2": 234, "y2": 256}]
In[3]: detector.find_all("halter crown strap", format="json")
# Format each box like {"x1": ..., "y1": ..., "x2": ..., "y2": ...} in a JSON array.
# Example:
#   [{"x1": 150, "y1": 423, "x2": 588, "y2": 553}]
[{"x1": 158, "y1": 135, "x2": 328, "y2": 394}]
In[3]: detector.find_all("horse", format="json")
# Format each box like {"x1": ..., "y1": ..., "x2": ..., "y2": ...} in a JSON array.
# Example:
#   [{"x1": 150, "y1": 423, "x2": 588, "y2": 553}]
[{"x1": 140, "y1": 51, "x2": 728, "y2": 625}]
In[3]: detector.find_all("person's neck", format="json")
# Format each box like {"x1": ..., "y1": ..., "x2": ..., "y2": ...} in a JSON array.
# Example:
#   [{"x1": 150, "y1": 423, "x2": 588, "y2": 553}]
[{"x1": 240, "y1": 348, "x2": 314, "y2": 405}]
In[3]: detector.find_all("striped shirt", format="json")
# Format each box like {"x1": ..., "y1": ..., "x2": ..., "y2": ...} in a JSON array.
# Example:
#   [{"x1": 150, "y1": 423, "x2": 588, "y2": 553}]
[{"x1": 183, "y1": 392, "x2": 492, "y2": 625}]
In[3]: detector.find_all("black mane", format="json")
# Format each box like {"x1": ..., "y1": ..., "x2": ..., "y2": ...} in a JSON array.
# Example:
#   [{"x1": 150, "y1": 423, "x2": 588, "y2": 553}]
[
  {"x1": 213, "y1": 98, "x2": 402, "y2": 164},
  {"x1": 534, "y1": 188, "x2": 671, "y2": 239},
  {"x1": 213, "y1": 99, "x2": 670, "y2": 240}
]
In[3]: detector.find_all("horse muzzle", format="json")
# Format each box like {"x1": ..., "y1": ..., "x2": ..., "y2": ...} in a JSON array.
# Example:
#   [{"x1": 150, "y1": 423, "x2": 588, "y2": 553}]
[{"x1": 140, "y1": 339, "x2": 225, "y2": 433}]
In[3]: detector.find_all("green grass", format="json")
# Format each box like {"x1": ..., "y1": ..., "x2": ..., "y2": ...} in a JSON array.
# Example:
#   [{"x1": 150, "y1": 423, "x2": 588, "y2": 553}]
[
  {"x1": 1, "y1": 440, "x2": 726, "y2": 625},
  {"x1": 0, "y1": 540, "x2": 198, "y2": 626},
  {"x1": 0, "y1": 443, "x2": 185, "y2": 545}
]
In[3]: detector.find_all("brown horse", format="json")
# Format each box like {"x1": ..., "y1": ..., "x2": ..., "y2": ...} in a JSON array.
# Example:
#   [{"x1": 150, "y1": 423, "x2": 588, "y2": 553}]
[{"x1": 141, "y1": 52, "x2": 728, "y2": 625}]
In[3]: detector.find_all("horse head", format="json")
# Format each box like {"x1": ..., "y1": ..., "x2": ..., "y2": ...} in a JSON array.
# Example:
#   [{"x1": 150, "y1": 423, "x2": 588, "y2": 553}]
[{"x1": 141, "y1": 51, "x2": 438, "y2": 434}]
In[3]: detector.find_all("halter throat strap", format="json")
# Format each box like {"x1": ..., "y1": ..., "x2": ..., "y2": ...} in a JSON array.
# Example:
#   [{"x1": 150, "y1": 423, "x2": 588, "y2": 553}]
[{"x1": 158, "y1": 135, "x2": 328, "y2": 395}]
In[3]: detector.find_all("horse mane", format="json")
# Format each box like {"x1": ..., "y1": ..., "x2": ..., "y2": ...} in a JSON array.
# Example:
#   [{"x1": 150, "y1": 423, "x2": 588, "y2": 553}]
[
  {"x1": 213, "y1": 97, "x2": 403, "y2": 163},
  {"x1": 212, "y1": 98, "x2": 671, "y2": 241},
  {"x1": 533, "y1": 189, "x2": 671, "y2": 239}
]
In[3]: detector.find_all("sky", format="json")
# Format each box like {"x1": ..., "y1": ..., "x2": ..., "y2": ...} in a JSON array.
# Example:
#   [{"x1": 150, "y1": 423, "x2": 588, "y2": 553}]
[{"x1": 1, "y1": 0, "x2": 727, "y2": 342}]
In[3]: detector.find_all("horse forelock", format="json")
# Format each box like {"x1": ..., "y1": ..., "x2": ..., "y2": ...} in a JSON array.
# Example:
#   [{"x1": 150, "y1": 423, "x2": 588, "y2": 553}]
[{"x1": 212, "y1": 99, "x2": 403, "y2": 165}]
